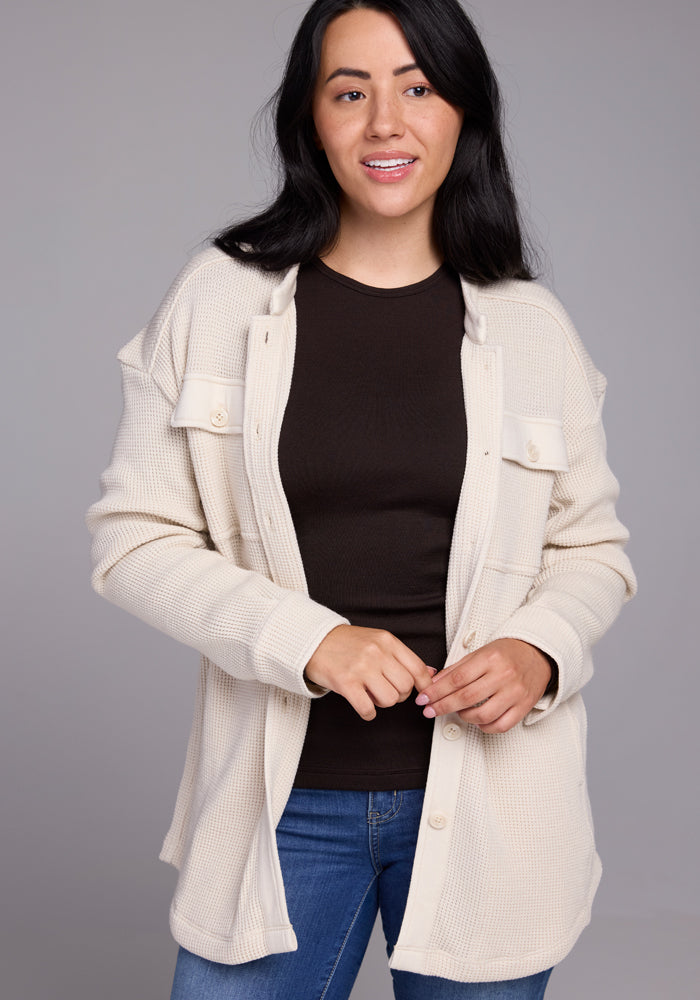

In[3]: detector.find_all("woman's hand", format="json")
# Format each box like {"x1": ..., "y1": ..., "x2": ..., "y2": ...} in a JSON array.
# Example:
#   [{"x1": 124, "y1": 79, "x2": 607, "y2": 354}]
[
  {"x1": 415, "y1": 638, "x2": 553, "y2": 734},
  {"x1": 305, "y1": 624, "x2": 435, "y2": 721}
]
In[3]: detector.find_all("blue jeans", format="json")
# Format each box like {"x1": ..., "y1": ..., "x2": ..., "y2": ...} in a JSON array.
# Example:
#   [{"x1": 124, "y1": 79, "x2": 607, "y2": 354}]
[{"x1": 170, "y1": 789, "x2": 552, "y2": 1000}]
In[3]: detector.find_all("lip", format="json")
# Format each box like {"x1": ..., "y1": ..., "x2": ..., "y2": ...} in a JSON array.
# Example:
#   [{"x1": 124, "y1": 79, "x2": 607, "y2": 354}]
[{"x1": 360, "y1": 150, "x2": 418, "y2": 183}]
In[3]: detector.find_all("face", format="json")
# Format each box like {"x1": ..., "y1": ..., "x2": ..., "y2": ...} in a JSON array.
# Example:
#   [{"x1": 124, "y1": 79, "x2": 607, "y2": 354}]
[{"x1": 312, "y1": 8, "x2": 464, "y2": 228}]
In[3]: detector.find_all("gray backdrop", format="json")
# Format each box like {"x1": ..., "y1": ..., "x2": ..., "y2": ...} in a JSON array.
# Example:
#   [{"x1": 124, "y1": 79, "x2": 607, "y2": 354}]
[{"x1": 2, "y1": 0, "x2": 698, "y2": 997}]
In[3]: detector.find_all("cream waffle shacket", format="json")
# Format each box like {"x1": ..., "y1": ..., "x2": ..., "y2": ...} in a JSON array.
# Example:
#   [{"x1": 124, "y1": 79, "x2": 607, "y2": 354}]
[{"x1": 87, "y1": 247, "x2": 636, "y2": 982}]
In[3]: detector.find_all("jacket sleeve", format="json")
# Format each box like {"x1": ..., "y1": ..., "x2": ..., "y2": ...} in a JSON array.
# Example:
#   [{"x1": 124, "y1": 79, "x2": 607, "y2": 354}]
[
  {"x1": 86, "y1": 276, "x2": 347, "y2": 698},
  {"x1": 488, "y1": 305, "x2": 637, "y2": 724}
]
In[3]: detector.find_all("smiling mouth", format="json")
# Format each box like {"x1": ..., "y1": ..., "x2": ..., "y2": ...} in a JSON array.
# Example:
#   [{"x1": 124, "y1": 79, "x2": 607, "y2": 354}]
[{"x1": 362, "y1": 157, "x2": 416, "y2": 170}]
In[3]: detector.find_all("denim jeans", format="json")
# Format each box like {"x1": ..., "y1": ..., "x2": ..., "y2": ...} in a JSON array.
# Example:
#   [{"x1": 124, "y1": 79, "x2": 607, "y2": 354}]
[{"x1": 170, "y1": 788, "x2": 552, "y2": 1000}]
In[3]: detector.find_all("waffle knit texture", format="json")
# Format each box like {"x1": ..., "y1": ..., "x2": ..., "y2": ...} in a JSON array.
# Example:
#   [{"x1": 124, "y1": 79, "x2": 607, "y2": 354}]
[{"x1": 87, "y1": 247, "x2": 636, "y2": 982}]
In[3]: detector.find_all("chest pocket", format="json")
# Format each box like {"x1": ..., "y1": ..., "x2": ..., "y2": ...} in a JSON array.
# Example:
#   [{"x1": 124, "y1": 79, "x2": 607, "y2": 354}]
[
  {"x1": 502, "y1": 411, "x2": 568, "y2": 472},
  {"x1": 169, "y1": 374, "x2": 254, "y2": 560},
  {"x1": 171, "y1": 374, "x2": 245, "y2": 434},
  {"x1": 484, "y1": 412, "x2": 569, "y2": 574}
]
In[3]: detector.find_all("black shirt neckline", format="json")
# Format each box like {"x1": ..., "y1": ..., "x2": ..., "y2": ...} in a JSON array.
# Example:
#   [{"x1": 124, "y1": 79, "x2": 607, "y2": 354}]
[{"x1": 311, "y1": 257, "x2": 451, "y2": 298}]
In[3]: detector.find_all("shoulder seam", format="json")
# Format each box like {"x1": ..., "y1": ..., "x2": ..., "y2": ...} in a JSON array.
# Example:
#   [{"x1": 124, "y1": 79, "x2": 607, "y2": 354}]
[
  {"x1": 479, "y1": 289, "x2": 600, "y2": 411},
  {"x1": 119, "y1": 356, "x2": 179, "y2": 408},
  {"x1": 146, "y1": 250, "x2": 231, "y2": 380}
]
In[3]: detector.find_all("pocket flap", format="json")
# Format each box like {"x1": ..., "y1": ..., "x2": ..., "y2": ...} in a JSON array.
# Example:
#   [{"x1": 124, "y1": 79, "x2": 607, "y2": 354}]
[
  {"x1": 502, "y1": 411, "x2": 569, "y2": 471},
  {"x1": 171, "y1": 375, "x2": 245, "y2": 434}
]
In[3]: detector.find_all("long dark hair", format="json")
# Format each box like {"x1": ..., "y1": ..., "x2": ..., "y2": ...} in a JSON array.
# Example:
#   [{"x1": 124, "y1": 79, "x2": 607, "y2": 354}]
[{"x1": 214, "y1": 0, "x2": 536, "y2": 284}]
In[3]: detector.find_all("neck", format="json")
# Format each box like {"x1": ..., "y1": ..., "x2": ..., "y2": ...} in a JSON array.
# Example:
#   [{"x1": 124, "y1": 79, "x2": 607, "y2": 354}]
[{"x1": 320, "y1": 206, "x2": 443, "y2": 288}]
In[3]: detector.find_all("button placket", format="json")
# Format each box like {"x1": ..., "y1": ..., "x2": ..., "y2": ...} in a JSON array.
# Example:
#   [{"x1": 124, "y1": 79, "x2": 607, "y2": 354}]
[
  {"x1": 462, "y1": 629, "x2": 477, "y2": 650},
  {"x1": 442, "y1": 722, "x2": 463, "y2": 741},
  {"x1": 429, "y1": 812, "x2": 448, "y2": 830}
]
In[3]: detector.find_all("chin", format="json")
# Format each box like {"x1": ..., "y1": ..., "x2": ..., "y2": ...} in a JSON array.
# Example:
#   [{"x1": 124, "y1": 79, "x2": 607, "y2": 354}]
[{"x1": 360, "y1": 196, "x2": 430, "y2": 223}]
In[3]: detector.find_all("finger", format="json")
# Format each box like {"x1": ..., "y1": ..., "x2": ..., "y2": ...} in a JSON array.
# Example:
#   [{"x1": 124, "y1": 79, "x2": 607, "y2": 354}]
[
  {"x1": 419, "y1": 685, "x2": 498, "y2": 719},
  {"x1": 338, "y1": 681, "x2": 379, "y2": 721},
  {"x1": 456, "y1": 692, "x2": 512, "y2": 727},
  {"x1": 474, "y1": 705, "x2": 524, "y2": 735},
  {"x1": 364, "y1": 674, "x2": 406, "y2": 710},
  {"x1": 428, "y1": 681, "x2": 495, "y2": 716},
  {"x1": 415, "y1": 666, "x2": 491, "y2": 717},
  {"x1": 387, "y1": 637, "x2": 434, "y2": 690},
  {"x1": 424, "y1": 658, "x2": 486, "y2": 701},
  {"x1": 384, "y1": 663, "x2": 413, "y2": 702},
  {"x1": 380, "y1": 661, "x2": 433, "y2": 702}
]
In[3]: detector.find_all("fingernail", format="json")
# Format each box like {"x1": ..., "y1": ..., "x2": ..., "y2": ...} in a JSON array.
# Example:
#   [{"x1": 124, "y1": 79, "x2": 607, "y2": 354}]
[
  {"x1": 415, "y1": 693, "x2": 430, "y2": 706},
  {"x1": 428, "y1": 666, "x2": 437, "y2": 676},
  {"x1": 423, "y1": 706, "x2": 436, "y2": 719}
]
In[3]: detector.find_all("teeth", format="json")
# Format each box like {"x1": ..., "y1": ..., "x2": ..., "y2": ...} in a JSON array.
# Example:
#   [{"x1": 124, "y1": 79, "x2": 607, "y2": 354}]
[{"x1": 364, "y1": 158, "x2": 414, "y2": 168}]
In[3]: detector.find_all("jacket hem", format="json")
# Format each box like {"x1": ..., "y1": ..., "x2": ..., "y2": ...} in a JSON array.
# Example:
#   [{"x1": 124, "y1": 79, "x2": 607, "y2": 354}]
[
  {"x1": 389, "y1": 857, "x2": 601, "y2": 982},
  {"x1": 170, "y1": 904, "x2": 298, "y2": 964}
]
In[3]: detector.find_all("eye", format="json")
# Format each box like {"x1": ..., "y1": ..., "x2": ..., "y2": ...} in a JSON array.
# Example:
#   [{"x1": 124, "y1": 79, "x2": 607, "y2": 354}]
[
  {"x1": 336, "y1": 90, "x2": 365, "y2": 102},
  {"x1": 405, "y1": 85, "x2": 432, "y2": 98}
]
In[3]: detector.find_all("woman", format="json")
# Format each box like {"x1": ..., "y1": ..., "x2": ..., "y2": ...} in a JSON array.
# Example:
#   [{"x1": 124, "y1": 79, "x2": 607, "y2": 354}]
[{"x1": 87, "y1": 1, "x2": 636, "y2": 997}]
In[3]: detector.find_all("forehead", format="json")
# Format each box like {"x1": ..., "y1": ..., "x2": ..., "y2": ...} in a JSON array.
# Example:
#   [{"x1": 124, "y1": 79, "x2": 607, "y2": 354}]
[{"x1": 318, "y1": 8, "x2": 415, "y2": 71}]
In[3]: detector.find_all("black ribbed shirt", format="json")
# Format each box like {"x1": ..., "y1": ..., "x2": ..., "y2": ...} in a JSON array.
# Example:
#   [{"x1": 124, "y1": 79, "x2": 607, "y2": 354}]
[{"x1": 278, "y1": 259, "x2": 467, "y2": 789}]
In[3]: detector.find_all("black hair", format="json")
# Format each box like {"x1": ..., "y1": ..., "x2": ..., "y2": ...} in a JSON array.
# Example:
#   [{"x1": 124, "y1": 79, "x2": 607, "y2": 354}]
[{"x1": 214, "y1": 0, "x2": 536, "y2": 284}]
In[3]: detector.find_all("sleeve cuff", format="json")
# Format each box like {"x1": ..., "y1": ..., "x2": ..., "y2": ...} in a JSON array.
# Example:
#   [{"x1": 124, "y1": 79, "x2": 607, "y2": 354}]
[{"x1": 252, "y1": 591, "x2": 349, "y2": 698}]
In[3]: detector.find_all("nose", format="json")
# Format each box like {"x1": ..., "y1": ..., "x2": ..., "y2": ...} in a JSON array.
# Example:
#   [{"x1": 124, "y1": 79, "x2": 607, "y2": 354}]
[{"x1": 366, "y1": 92, "x2": 405, "y2": 140}]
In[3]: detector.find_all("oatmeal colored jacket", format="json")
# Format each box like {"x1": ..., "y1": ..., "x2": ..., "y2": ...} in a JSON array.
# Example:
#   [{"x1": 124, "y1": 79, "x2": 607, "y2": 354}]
[{"x1": 87, "y1": 247, "x2": 635, "y2": 982}]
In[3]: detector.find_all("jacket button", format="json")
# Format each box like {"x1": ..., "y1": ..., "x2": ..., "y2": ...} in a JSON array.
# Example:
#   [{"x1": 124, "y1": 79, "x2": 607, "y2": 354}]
[
  {"x1": 462, "y1": 629, "x2": 476, "y2": 649},
  {"x1": 443, "y1": 722, "x2": 463, "y2": 741},
  {"x1": 429, "y1": 812, "x2": 448, "y2": 830},
  {"x1": 210, "y1": 407, "x2": 228, "y2": 428},
  {"x1": 526, "y1": 440, "x2": 540, "y2": 463}
]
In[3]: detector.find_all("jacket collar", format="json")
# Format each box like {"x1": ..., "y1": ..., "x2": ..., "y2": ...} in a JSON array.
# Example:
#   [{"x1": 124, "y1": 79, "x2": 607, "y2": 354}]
[
  {"x1": 267, "y1": 263, "x2": 487, "y2": 345},
  {"x1": 459, "y1": 275, "x2": 487, "y2": 345},
  {"x1": 269, "y1": 265, "x2": 300, "y2": 316}
]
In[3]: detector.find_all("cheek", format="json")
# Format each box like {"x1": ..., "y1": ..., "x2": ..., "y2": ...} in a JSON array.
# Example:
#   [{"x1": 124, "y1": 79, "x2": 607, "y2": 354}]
[
  {"x1": 441, "y1": 114, "x2": 464, "y2": 158},
  {"x1": 315, "y1": 122, "x2": 355, "y2": 171},
  {"x1": 415, "y1": 108, "x2": 463, "y2": 167},
  {"x1": 436, "y1": 130, "x2": 462, "y2": 182},
  {"x1": 432, "y1": 105, "x2": 463, "y2": 149},
  {"x1": 311, "y1": 101, "x2": 333, "y2": 152}
]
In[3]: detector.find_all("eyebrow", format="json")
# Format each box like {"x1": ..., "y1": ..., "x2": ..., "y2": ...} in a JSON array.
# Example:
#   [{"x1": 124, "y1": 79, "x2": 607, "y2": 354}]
[{"x1": 324, "y1": 63, "x2": 420, "y2": 84}]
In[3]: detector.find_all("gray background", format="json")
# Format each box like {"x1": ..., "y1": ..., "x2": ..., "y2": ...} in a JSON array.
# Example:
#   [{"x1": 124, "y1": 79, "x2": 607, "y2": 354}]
[{"x1": 2, "y1": 0, "x2": 698, "y2": 997}]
